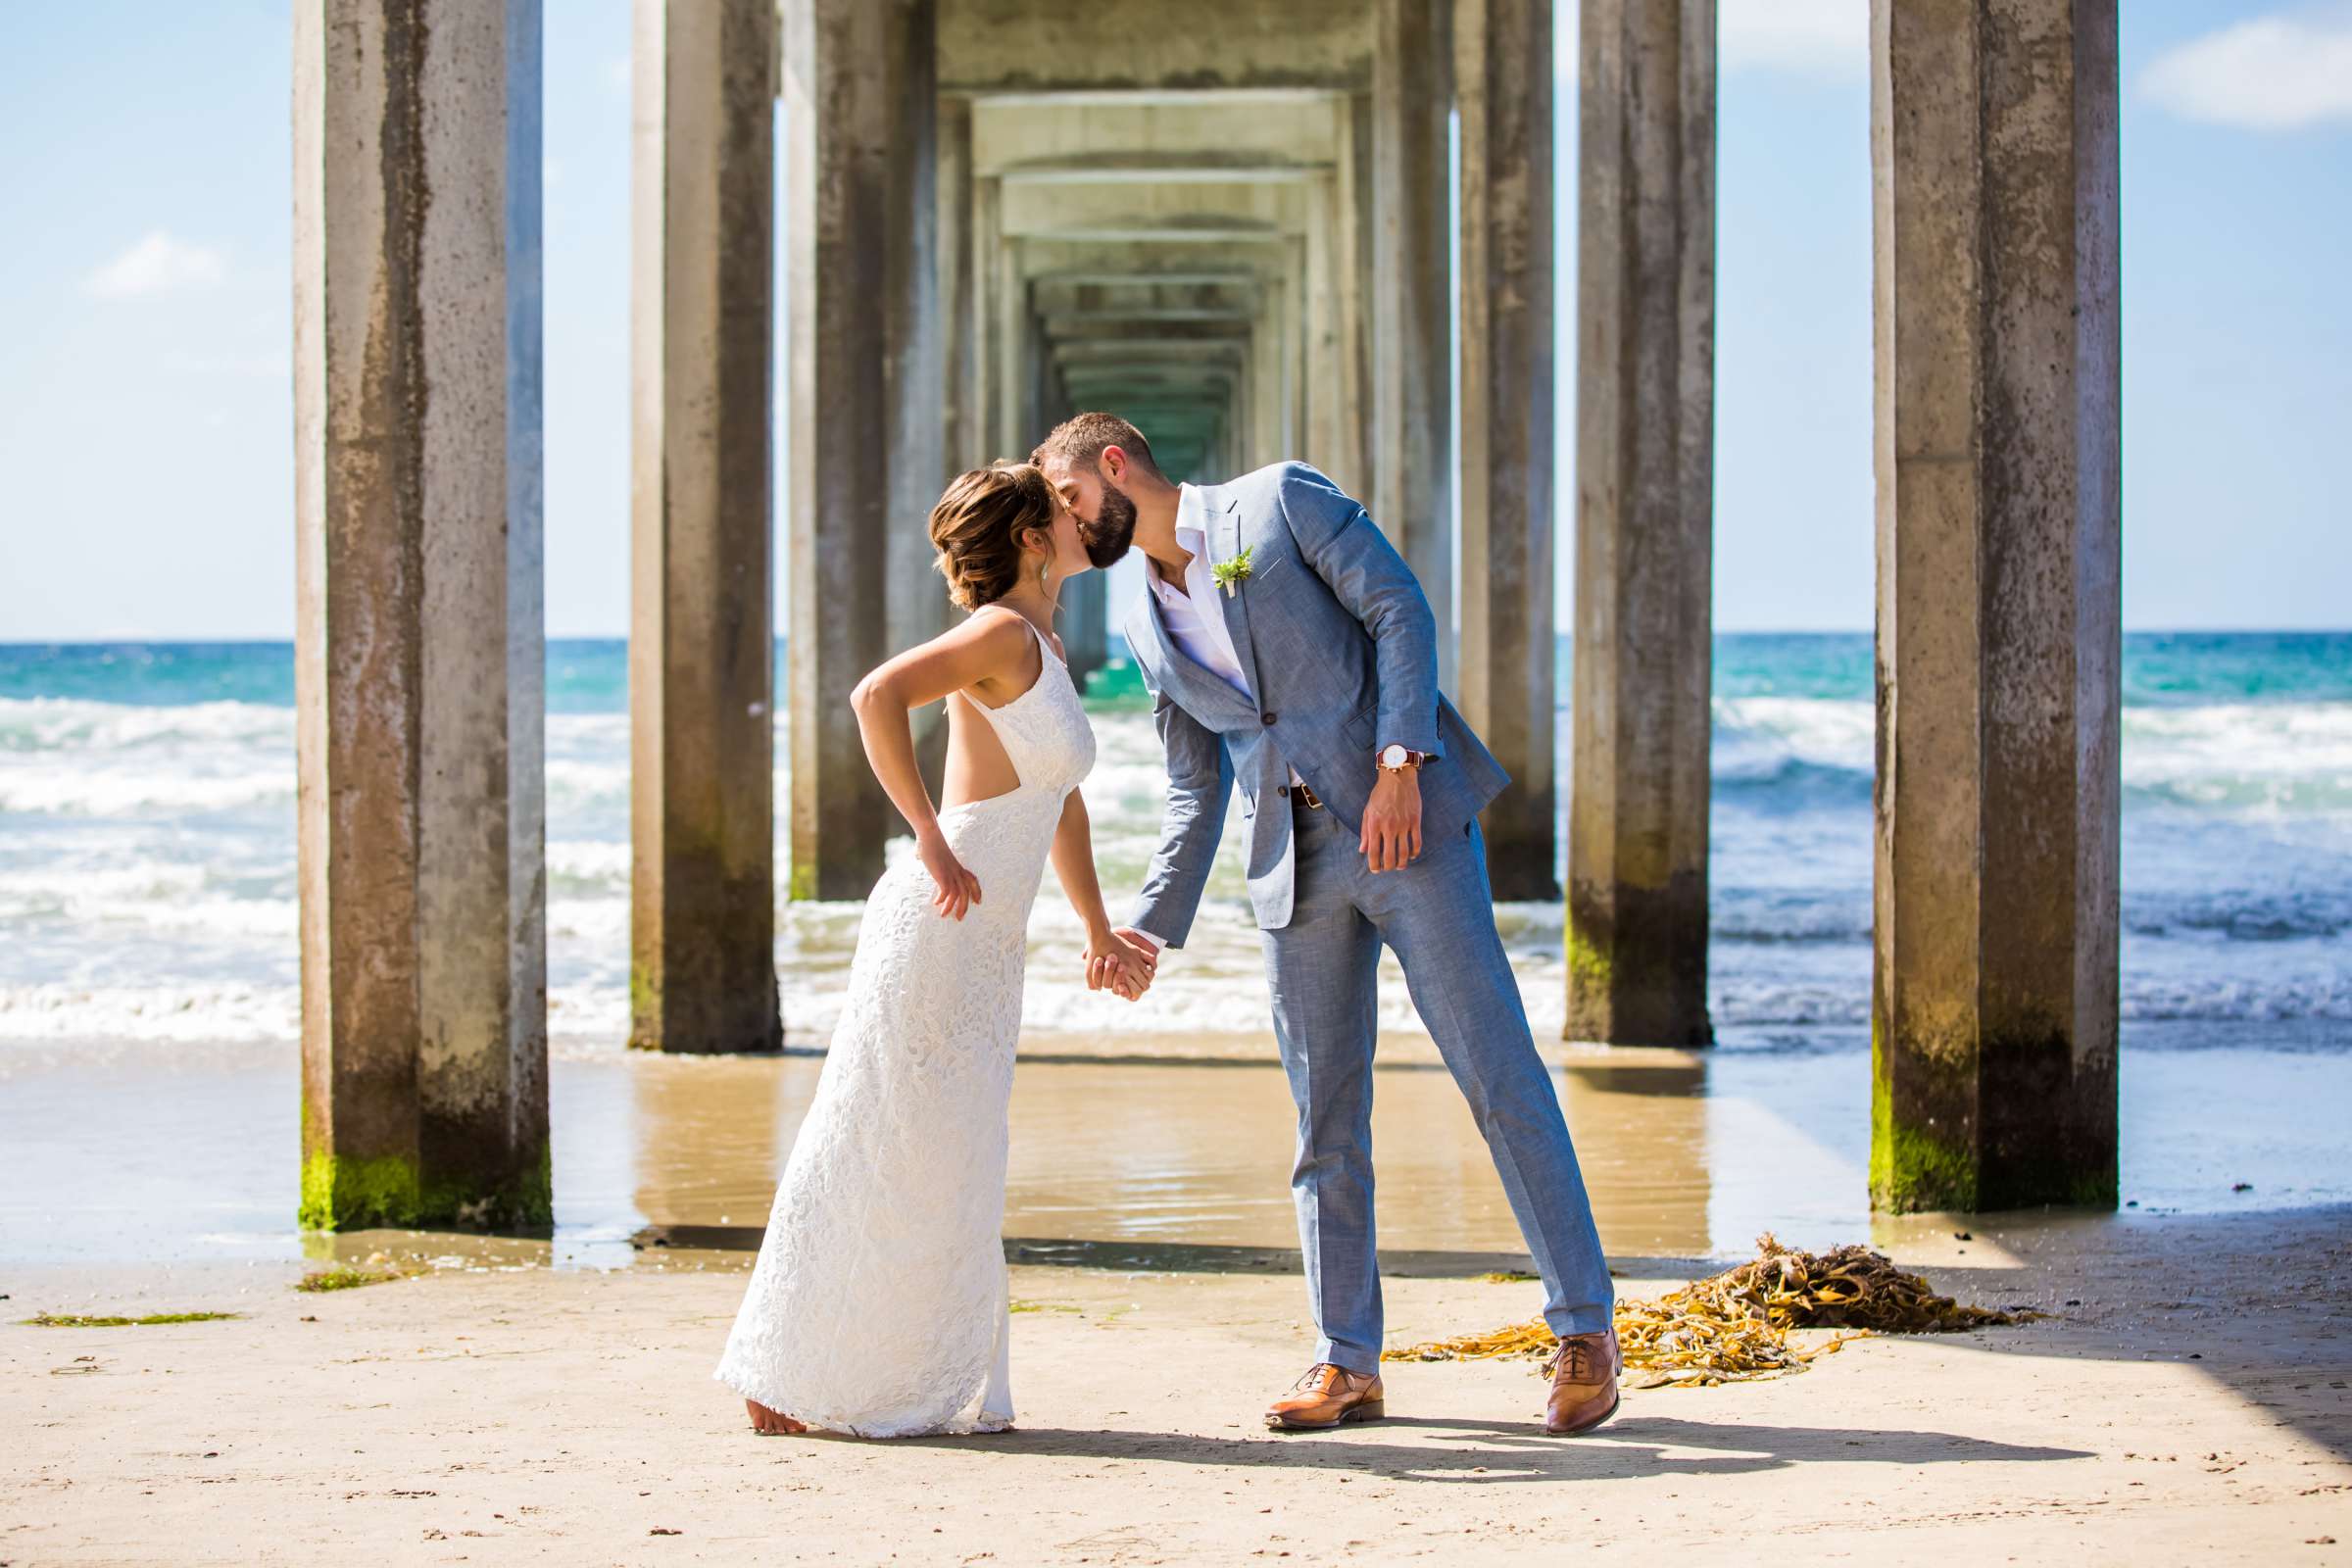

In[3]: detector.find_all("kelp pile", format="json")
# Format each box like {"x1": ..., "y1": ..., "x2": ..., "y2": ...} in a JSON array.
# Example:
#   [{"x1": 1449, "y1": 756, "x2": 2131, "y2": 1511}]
[
  {"x1": 1701, "y1": 1234, "x2": 2027, "y2": 1335},
  {"x1": 1384, "y1": 1233, "x2": 2031, "y2": 1389}
]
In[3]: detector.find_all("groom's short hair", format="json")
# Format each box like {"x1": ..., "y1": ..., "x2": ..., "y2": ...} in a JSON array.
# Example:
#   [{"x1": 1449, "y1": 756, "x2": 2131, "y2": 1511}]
[{"x1": 1032, "y1": 413, "x2": 1161, "y2": 482}]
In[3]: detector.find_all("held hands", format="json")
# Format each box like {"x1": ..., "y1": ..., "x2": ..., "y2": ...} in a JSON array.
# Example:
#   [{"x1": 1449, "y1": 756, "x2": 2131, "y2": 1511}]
[
  {"x1": 1084, "y1": 926, "x2": 1158, "y2": 1002},
  {"x1": 918, "y1": 827, "x2": 984, "y2": 919},
  {"x1": 1360, "y1": 765, "x2": 1424, "y2": 872}
]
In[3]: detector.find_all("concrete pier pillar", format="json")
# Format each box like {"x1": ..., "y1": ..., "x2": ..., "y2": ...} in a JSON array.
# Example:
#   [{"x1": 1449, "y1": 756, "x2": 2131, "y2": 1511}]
[
  {"x1": 1870, "y1": 0, "x2": 2121, "y2": 1211},
  {"x1": 1302, "y1": 170, "x2": 1366, "y2": 503},
  {"x1": 293, "y1": 0, "x2": 550, "y2": 1227},
  {"x1": 1254, "y1": 276, "x2": 1292, "y2": 464},
  {"x1": 1343, "y1": 95, "x2": 1377, "y2": 496},
  {"x1": 1565, "y1": 0, "x2": 1717, "y2": 1047},
  {"x1": 628, "y1": 0, "x2": 781, "y2": 1051},
  {"x1": 1454, "y1": 0, "x2": 1557, "y2": 901},
  {"x1": 907, "y1": 90, "x2": 978, "y2": 790},
  {"x1": 994, "y1": 235, "x2": 1031, "y2": 459},
  {"x1": 785, "y1": 0, "x2": 940, "y2": 901},
  {"x1": 885, "y1": 61, "x2": 948, "y2": 695},
  {"x1": 940, "y1": 97, "x2": 980, "y2": 470},
  {"x1": 1372, "y1": 0, "x2": 1455, "y2": 691},
  {"x1": 1284, "y1": 238, "x2": 1310, "y2": 461},
  {"x1": 1062, "y1": 560, "x2": 1107, "y2": 688},
  {"x1": 967, "y1": 175, "x2": 1004, "y2": 465}
]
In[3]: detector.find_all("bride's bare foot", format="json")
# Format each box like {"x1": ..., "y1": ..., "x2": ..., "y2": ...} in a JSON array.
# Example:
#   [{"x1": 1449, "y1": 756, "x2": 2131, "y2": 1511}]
[{"x1": 746, "y1": 1398, "x2": 808, "y2": 1435}]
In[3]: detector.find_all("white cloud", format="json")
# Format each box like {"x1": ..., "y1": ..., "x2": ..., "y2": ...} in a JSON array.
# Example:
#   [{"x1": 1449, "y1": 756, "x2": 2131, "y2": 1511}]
[
  {"x1": 1719, "y1": 0, "x2": 1867, "y2": 79},
  {"x1": 2141, "y1": 11, "x2": 2352, "y2": 131},
  {"x1": 83, "y1": 231, "x2": 229, "y2": 300}
]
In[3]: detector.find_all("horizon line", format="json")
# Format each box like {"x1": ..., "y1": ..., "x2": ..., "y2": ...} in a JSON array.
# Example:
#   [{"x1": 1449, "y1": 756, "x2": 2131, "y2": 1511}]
[{"x1": 8, "y1": 626, "x2": 2352, "y2": 649}]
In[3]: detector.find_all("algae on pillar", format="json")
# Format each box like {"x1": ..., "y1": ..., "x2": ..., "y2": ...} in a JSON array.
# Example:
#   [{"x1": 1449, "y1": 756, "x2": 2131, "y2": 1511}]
[
  {"x1": 1870, "y1": 0, "x2": 2121, "y2": 1211},
  {"x1": 787, "y1": 0, "x2": 941, "y2": 901},
  {"x1": 1454, "y1": 0, "x2": 1559, "y2": 901},
  {"x1": 629, "y1": 0, "x2": 782, "y2": 1052},
  {"x1": 293, "y1": 0, "x2": 550, "y2": 1228},
  {"x1": 1565, "y1": 0, "x2": 1717, "y2": 1048}
]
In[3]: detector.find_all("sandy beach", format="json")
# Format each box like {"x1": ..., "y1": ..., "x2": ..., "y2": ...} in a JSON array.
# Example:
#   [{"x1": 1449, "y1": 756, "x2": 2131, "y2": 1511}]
[
  {"x1": 7, "y1": 1201, "x2": 2349, "y2": 1564},
  {"x1": 7, "y1": 1023, "x2": 2350, "y2": 1563}
]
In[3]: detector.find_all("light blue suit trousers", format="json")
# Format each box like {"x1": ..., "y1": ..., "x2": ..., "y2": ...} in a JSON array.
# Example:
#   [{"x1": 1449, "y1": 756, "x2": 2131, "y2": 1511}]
[{"x1": 1270, "y1": 801, "x2": 1614, "y2": 1371}]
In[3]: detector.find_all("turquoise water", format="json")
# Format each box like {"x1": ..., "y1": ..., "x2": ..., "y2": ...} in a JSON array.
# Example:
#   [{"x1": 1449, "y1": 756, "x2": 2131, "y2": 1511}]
[
  {"x1": 0, "y1": 633, "x2": 2346, "y2": 1049},
  {"x1": 13, "y1": 629, "x2": 2346, "y2": 708}
]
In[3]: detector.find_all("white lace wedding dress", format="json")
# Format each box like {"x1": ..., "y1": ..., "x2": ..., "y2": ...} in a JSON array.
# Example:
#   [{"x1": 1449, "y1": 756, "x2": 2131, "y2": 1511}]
[{"x1": 714, "y1": 612, "x2": 1095, "y2": 1437}]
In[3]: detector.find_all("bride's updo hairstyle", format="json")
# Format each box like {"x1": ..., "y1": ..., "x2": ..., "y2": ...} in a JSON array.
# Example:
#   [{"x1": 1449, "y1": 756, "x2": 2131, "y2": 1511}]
[{"x1": 929, "y1": 462, "x2": 1055, "y2": 612}]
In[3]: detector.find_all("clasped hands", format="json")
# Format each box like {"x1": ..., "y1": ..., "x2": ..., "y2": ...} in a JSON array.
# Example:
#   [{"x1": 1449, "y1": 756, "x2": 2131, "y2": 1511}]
[
  {"x1": 1085, "y1": 926, "x2": 1157, "y2": 1003},
  {"x1": 919, "y1": 827, "x2": 1154, "y2": 1001}
]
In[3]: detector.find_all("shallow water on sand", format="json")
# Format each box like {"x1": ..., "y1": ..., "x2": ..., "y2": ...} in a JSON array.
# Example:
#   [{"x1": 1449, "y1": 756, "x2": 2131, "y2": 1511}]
[{"x1": 5, "y1": 1026, "x2": 2344, "y2": 1269}]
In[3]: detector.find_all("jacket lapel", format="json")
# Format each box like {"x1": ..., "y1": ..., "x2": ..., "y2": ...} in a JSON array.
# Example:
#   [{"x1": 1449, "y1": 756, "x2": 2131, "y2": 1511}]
[
  {"x1": 1130, "y1": 561, "x2": 1256, "y2": 730},
  {"x1": 1204, "y1": 487, "x2": 1267, "y2": 709}
]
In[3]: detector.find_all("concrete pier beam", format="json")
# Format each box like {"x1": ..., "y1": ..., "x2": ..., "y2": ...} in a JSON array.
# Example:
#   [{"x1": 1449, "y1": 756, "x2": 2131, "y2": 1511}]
[
  {"x1": 293, "y1": 0, "x2": 550, "y2": 1228},
  {"x1": 629, "y1": 0, "x2": 781, "y2": 1051},
  {"x1": 950, "y1": 77, "x2": 1388, "y2": 691},
  {"x1": 1870, "y1": 0, "x2": 2121, "y2": 1211},
  {"x1": 1454, "y1": 0, "x2": 1558, "y2": 901},
  {"x1": 1565, "y1": 0, "x2": 1717, "y2": 1047},
  {"x1": 1372, "y1": 0, "x2": 1455, "y2": 691},
  {"x1": 785, "y1": 0, "x2": 940, "y2": 901}
]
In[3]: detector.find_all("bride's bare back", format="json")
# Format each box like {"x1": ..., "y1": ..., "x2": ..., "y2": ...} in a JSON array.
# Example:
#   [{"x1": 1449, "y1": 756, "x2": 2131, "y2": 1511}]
[{"x1": 939, "y1": 612, "x2": 1054, "y2": 812}]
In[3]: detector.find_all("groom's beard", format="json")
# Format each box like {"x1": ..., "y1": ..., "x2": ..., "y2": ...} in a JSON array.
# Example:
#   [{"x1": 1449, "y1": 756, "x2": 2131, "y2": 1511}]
[{"x1": 1082, "y1": 479, "x2": 1139, "y2": 569}]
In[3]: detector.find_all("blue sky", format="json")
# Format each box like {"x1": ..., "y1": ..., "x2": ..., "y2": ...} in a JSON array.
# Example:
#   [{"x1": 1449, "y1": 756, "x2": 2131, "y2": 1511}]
[{"x1": 1, "y1": 1, "x2": 2346, "y2": 642}]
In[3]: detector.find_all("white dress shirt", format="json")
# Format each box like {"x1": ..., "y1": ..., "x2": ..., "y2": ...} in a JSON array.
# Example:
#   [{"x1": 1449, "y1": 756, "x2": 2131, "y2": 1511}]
[{"x1": 1145, "y1": 484, "x2": 1304, "y2": 790}]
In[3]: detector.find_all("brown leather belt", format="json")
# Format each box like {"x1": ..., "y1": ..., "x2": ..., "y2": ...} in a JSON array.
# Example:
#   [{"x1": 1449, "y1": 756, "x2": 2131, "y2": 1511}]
[{"x1": 1289, "y1": 779, "x2": 1324, "y2": 810}]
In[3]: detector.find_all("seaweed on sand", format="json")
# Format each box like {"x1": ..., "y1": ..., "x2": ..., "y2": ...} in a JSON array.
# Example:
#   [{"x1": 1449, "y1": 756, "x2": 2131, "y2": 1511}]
[
  {"x1": 1387, "y1": 1233, "x2": 2035, "y2": 1389},
  {"x1": 24, "y1": 1311, "x2": 241, "y2": 1327}
]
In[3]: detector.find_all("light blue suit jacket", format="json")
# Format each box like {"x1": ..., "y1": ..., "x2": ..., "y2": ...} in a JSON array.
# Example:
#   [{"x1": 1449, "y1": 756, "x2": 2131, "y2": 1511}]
[{"x1": 1126, "y1": 463, "x2": 1509, "y2": 943}]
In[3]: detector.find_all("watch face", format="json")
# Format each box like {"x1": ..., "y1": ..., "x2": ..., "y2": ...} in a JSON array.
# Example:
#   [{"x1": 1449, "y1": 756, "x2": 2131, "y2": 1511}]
[{"x1": 1381, "y1": 745, "x2": 1407, "y2": 767}]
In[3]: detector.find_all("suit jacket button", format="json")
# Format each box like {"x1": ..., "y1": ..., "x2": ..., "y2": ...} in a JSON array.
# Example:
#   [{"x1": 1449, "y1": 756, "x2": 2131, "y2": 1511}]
[
  {"x1": 1261, "y1": 710, "x2": 1277, "y2": 725},
  {"x1": 1277, "y1": 785, "x2": 1290, "y2": 798}
]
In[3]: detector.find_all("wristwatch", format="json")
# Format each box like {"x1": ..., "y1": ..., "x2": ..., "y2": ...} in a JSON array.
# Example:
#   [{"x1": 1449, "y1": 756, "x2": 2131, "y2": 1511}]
[{"x1": 1377, "y1": 744, "x2": 1432, "y2": 773}]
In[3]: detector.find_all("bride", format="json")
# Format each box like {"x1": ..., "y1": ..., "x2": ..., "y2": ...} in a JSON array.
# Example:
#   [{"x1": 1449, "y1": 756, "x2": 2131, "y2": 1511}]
[{"x1": 713, "y1": 461, "x2": 1152, "y2": 1438}]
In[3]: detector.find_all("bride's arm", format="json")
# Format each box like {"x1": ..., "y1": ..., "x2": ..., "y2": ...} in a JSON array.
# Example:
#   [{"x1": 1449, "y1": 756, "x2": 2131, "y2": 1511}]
[
  {"x1": 849, "y1": 612, "x2": 1032, "y2": 919},
  {"x1": 1049, "y1": 788, "x2": 1154, "y2": 1000}
]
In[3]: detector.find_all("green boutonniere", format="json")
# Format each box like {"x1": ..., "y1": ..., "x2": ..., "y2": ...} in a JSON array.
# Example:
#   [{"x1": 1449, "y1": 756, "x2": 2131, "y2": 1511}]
[{"x1": 1211, "y1": 546, "x2": 1255, "y2": 599}]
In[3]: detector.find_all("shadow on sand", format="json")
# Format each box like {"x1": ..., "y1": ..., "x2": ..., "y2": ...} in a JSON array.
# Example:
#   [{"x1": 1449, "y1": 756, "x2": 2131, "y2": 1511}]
[{"x1": 882, "y1": 1413, "x2": 2091, "y2": 1483}]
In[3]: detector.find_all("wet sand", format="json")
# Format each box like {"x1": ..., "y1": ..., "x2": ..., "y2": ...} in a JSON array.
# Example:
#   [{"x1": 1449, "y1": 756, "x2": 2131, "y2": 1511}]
[
  {"x1": 5, "y1": 1024, "x2": 2347, "y2": 1269},
  {"x1": 6, "y1": 1204, "x2": 2348, "y2": 1563}
]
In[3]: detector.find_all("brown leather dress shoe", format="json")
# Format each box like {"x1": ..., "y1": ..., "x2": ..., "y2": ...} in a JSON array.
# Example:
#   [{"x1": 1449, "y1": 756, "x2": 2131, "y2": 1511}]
[
  {"x1": 1543, "y1": 1327, "x2": 1621, "y2": 1435},
  {"x1": 1264, "y1": 1362, "x2": 1386, "y2": 1431}
]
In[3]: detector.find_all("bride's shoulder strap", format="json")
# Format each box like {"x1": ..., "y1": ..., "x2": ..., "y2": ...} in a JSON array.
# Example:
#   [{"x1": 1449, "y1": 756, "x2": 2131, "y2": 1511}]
[
  {"x1": 972, "y1": 603, "x2": 1048, "y2": 654},
  {"x1": 963, "y1": 605, "x2": 1054, "y2": 688}
]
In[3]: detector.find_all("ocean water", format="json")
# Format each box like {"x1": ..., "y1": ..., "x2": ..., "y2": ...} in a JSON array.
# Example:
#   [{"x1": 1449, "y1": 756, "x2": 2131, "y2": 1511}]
[{"x1": 1, "y1": 633, "x2": 2347, "y2": 1053}]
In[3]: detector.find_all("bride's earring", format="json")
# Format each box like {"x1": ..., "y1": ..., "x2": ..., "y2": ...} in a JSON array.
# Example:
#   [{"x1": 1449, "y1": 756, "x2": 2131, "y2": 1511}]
[{"x1": 1038, "y1": 555, "x2": 1052, "y2": 593}]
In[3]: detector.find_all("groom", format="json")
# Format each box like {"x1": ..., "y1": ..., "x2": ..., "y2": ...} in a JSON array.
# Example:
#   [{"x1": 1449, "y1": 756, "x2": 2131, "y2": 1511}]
[{"x1": 1035, "y1": 414, "x2": 1620, "y2": 1437}]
